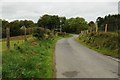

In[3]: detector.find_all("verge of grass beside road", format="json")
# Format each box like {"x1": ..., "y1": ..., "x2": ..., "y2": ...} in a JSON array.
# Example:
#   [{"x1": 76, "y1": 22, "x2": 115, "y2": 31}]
[
  {"x1": 1, "y1": 35, "x2": 32, "y2": 51},
  {"x1": 2, "y1": 34, "x2": 72, "y2": 78},
  {"x1": 75, "y1": 32, "x2": 119, "y2": 58}
]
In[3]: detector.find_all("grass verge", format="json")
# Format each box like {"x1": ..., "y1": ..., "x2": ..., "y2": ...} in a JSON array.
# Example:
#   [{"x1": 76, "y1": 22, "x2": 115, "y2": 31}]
[
  {"x1": 2, "y1": 35, "x2": 71, "y2": 78},
  {"x1": 75, "y1": 32, "x2": 118, "y2": 58}
]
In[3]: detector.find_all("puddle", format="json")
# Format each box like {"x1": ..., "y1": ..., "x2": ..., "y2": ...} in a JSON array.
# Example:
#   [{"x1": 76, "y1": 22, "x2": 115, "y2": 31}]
[{"x1": 62, "y1": 71, "x2": 79, "y2": 78}]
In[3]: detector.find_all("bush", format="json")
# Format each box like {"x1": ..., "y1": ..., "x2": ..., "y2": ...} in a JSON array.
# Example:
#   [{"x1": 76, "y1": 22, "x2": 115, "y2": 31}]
[
  {"x1": 33, "y1": 27, "x2": 54, "y2": 40},
  {"x1": 33, "y1": 27, "x2": 45, "y2": 39},
  {"x1": 57, "y1": 32, "x2": 67, "y2": 37}
]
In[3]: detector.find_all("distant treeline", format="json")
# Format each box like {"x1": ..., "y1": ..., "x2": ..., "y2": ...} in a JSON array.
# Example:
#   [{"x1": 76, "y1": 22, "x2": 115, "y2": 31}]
[
  {"x1": 96, "y1": 14, "x2": 120, "y2": 32},
  {"x1": 1, "y1": 20, "x2": 37, "y2": 38},
  {"x1": 0, "y1": 14, "x2": 119, "y2": 38}
]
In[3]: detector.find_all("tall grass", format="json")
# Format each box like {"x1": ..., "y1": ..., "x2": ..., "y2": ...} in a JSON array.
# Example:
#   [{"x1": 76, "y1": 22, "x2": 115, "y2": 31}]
[
  {"x1": 2, "y1": 36, "x2": 61, "y2": 78},
  {"x1": 77, "y1": 32, "x2": 119, "y2": 58}
]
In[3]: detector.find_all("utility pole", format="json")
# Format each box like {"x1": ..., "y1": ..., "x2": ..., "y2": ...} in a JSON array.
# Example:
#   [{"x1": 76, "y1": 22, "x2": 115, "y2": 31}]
[
  {"x1": 6, "y1": 27, "x2": 10, "y2": 49},
  {"x1": 60, "y1": 25, "x2": 62, "y2": 33},
  {"x1": 60, "y1": 20, "x2": 62, "y2": 33}
]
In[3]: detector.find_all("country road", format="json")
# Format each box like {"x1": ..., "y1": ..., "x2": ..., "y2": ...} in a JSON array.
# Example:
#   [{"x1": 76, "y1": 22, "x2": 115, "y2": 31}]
[{"x1": 55, "y1": 36, "x2": 118, "y2": 78}]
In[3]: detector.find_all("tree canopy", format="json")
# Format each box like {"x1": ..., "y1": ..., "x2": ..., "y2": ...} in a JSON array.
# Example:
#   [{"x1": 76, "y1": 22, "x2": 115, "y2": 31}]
[
  {"x1": 37, "y1": 14, "x2": 60, "y2": 30},
  {"x1": 2, "y1": 20, "x2": 36, "y2": 38},
  {"x1": 63, "y1": 17, "x2": 88, "y2": 33},
  {"x1": 96, "y1": 14, "x2": 120, "y2": 32}
]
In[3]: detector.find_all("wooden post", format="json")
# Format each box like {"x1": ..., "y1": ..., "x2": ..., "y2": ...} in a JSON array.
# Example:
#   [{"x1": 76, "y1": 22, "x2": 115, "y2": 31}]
[
  {"x1": 105, "y1": 24, "x2": 108, "y2": 32},
  {"x1": 24, "y1": 27, "x2": 27, "y2": 41},
  {"x1": 86, "y1": 30, "x2": 89, "y2": 34},
  {"x1": 6, "y1": 27, "x2": 10, "y2": 49},
  {"x1": 96, "y1": 23, "x2": 98, "y2": 33},
  {"x1": 81, "y1": 31, "x2": 83, "y2": 35}
]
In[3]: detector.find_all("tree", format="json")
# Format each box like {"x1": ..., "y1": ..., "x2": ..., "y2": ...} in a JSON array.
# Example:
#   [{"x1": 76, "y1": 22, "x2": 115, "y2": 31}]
[
  {"x1": 88, "y1": 21, "x2": 96, "y2": 32},
  {"x1": 37, "y1": 14, "x2": 51, "y2": 29},
  {"x1": 8, "y1": 20, "x2": 22, "y2": 36},
  {"x1": 63, "y1": 17, "x2": 88, "y2": 33},
  {"x1": 2, "y1": 19, "x2": 9, "y2": 38},
  {"x1": 1, "y1": 19, "x2": 36, "y2": 38},
  {"x1": 37, "y1": 14, "x2": 60, "y2": 30},
  {"x1": 96, "y1": 14, "x2": 120, "y2": 32}
]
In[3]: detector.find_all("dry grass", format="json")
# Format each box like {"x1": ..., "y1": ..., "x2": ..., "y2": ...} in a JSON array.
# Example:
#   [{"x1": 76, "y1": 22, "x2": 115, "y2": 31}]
[{"x1": 0, "y1": 35, "x2": 33, "y2": 51}]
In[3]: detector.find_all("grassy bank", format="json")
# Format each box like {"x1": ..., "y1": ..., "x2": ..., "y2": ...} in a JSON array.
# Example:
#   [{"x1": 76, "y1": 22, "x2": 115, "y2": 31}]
[
  {"x1": 0, "y1": 35, "x2": 32, "y2": 51},
  {"x1": 76, "y1": 32, "x2": 119, "y2": 58},
  {"x1": 2, "y1": 34, "x2": 72, "y2": 78}
]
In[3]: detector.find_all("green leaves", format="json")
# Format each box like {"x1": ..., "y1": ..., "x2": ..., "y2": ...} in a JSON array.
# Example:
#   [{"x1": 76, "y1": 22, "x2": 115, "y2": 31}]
[
  {"x1": 96, "y1": 14, "x2": 120, "y2": 32},
  {"x1": 63, "y1": 17, "x2": 88, "y2": 33},
  {"x1": 37, "y1": 14, "x2": 60, "y2": 30}
]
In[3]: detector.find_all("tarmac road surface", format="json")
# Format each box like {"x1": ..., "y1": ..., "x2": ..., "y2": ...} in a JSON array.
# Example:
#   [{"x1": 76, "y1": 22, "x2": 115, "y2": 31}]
[{"x1": 55, "y1": 37, "x2": 118, "y2": 78}]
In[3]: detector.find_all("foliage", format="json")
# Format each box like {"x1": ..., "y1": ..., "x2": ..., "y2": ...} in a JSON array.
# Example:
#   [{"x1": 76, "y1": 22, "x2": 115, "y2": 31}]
[
  {"x1": 32, "y1": 27, "x2": 45, "y2": 39},
  {"x1": 96, "y1": 14, "x2": 120, "y2": 32},
  {"x1": 88, "y1": 21, "x2": 96, "y2": 32},
  {"x1": 37, "y1": 14, "x2": 88, "y2": 34},
  {"x1": 78, "y1": 32, "x2": 119, "y2": 58},
  {"x1": 2, "y1": 37, "x2": 61, "y2": 78},
  {"x1": 1, "y1": 14, "x2": 119, "y2": 38},
  {"x1": 63, "y1": 17, "x2": 88, "y2": 34},
  {"x1": 37, "y1": 14, "x2": 60, "y2": 30},
  {"x1": 57, "y1": 32, "x2": 66, "y2": 37},
  {"x1": 2, "y1": 20, "x2": 36, "y2": 38},
  {"x1": 32, "y1": 27, "x2": 53, "y2": 40},
  {"x1": 57, "y1": 32, "x2": 71, "y2": 37},
  {"x1": 2, "y1": 19, "x2": 9, "y2": 38}
]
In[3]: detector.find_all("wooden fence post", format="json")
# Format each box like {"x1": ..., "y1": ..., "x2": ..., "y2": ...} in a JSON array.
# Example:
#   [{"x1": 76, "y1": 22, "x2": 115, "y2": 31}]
[
  {"x1": 24, "y1": 27, "x2": 27, "y2": 41},
  {"x1": 96, "y1": 23, "x2": 98, "y2": 33},
  {"x1": 86, "y1": 30, "x2": 89, "y2": 34},
  {"x1": 6, "y1": 27, "x2": 10, "y2": 49},
  {"x1": 105, "y1": 24, "x2": 108, "y2": 32}
]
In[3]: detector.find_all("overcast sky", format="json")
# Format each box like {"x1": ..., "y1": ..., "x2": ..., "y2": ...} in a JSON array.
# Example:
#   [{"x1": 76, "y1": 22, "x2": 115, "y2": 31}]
[{"x1": 0, "y1": 0, "x2": 119, "y2": 23}]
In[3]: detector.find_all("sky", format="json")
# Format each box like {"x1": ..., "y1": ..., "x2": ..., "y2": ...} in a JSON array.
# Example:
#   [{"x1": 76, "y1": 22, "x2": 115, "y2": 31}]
[{"x1": 0, "y1": 0, "x2": 119, "y2": 23}]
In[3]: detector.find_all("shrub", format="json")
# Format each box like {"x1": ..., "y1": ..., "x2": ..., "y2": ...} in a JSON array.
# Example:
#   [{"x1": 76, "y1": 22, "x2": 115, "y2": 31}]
[
  {"x1": 33, "y1": 27, "x2": 45, "y2": 40},
  {"x1": 33, "y1": 27, "x2": 54, "y2": 40},
  {"x1": 57, "y1": 32, "x2": 67, "y2": 37}
]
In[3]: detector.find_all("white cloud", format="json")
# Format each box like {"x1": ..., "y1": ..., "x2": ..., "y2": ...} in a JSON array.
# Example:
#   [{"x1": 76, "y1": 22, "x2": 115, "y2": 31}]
[
  {"x1": 0, "y1": 0, "x2": 119, "y2": 2},
  {"x1": 1, "y1": 2, "x2": 119, "y2": 23}
]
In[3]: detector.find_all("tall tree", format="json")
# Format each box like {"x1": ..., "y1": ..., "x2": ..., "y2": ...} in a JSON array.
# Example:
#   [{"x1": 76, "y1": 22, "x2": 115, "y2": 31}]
[
  {"x1": 96, "y1": 14, "x2": 120, "y2": 32},
  {"x1": 37, "y1": 14, "x2": 60, "y2": 30},
  {"x1": 63, "y1": 17, "x2": 88, "y2": 33},
  {"x1": 2, "y1": 20, "x2": 9, "y2": 38}
]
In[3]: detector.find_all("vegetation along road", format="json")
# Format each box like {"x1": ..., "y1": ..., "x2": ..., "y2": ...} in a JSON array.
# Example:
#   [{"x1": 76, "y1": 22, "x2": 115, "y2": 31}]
[{"x1": 55, "y1": 35, "x2": 118, "y2": 78}]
